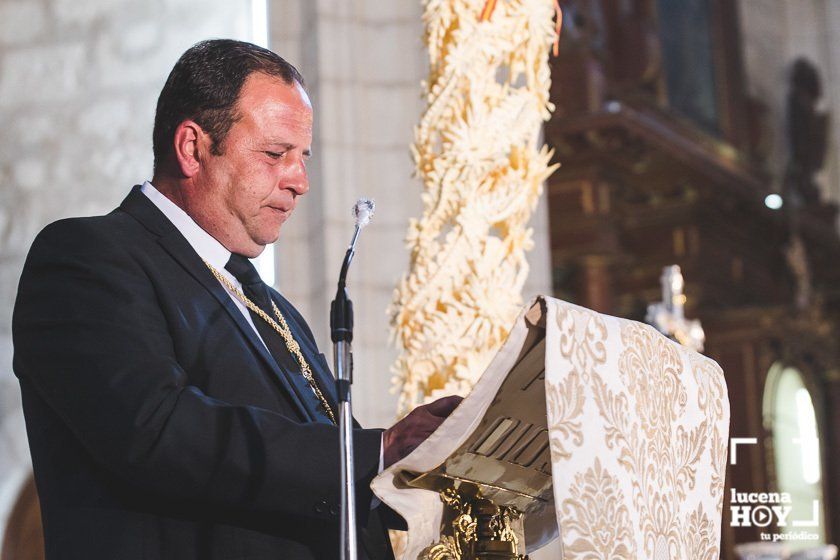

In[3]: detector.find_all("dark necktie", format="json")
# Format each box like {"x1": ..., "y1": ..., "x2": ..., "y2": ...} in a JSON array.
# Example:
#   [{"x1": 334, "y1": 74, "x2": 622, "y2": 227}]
[{"x1": 224, "y1": 253, "x2": 334, "y2": 423}]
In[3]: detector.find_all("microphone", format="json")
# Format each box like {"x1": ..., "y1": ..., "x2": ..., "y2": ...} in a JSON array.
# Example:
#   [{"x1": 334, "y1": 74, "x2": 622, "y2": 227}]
[
  {"x1": 353, "y1": 197, "x2": 375, "y2": 229},
  {"x1": 330, "y1": 197, "x2": 374, "y2": 560},
  {"x1": 331, "y1": 198, "x2": 375, "y2": 343}
]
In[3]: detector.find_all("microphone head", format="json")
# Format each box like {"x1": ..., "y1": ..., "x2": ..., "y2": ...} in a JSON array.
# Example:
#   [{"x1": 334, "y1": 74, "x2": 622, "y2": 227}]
[{"x1": 353, "y1": 198, "x2": 375, "y2": 228}]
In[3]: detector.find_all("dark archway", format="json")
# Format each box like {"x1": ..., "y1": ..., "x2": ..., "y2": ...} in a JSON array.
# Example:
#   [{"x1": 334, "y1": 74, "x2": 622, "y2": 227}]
[{"x1": 1, "y1": 474, "x2": 44, "y2": 560}]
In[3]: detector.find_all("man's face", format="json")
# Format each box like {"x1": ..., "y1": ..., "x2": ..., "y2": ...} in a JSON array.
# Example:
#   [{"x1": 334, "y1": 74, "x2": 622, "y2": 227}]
[{"x1": 188, "y1": 72, "x2": 313, "y2": 257}]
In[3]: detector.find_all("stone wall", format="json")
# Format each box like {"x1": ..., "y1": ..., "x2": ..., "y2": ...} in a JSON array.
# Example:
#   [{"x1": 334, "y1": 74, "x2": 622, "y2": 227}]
[{"x1": 0, "y1": 0, "x2": 252, "y2": 541}]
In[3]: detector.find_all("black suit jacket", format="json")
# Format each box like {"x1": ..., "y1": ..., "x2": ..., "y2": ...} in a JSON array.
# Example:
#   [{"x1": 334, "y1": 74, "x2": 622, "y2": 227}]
[{"x1": 13, "y1": 186, "x2": 393, "y2": 560}]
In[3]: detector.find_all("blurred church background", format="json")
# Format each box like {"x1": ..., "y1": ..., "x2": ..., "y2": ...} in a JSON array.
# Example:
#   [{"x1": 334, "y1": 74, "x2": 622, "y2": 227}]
[
  {"x1": 0, "y1": 1, "x2": 839, "y2": 558},
  {"x1": 548, "y1": 1, "x2": 840, "y2": 557}
]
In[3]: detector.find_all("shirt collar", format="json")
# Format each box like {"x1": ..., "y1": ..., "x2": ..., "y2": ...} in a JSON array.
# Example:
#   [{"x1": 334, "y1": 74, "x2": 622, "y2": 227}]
[{"x1": 140, "y1": 181, "x2": 231, "y2": 272}]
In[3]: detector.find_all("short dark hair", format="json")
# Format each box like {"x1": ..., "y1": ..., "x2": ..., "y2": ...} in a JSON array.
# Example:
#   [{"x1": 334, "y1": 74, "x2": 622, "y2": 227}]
[{"x1": 152, "y1": 39, "x2": 304, "y2": 173}]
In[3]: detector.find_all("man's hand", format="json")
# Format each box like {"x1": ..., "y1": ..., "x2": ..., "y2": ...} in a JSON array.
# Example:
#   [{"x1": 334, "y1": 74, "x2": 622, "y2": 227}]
[{"x1": 382, "y1": 395, "x2": 463, "y2": 469}]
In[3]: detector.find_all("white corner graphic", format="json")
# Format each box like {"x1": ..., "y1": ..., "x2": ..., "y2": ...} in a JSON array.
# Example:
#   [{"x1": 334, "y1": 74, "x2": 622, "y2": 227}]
[{"x1": 730, "y1": 437, "x2": 757, "y2": 465}]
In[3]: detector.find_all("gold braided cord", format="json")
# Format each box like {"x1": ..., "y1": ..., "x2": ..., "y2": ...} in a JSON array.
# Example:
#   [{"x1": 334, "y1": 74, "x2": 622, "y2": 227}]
[
  {"x1": 390, "y1": 0, "x2": 560, "y2": 416},
  {"x1": 204, "y1": 260, "x2": 337, "y2": 425}
]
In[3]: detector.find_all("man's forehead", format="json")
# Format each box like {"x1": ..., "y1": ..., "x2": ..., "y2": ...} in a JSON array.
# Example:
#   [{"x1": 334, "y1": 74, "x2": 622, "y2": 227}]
[
  {"x1": 239, "y1": 72, "x2": 311, "y2": 109},
  {"x1": 235, "y1": 75, "x2": 313, "y2": 139}
]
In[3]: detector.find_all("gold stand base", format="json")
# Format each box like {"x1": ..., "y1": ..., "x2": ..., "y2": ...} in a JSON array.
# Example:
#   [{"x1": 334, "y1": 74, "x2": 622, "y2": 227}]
[{"x1": 421, "y1": 488, "x2": 528, "y2": 560}]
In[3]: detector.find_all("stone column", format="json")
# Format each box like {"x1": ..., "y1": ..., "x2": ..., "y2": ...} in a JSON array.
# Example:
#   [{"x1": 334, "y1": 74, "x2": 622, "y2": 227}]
[
  {"x1": 272, "y1": 0, "x2": 428, "y2": 427},
  {"x1": 272, "y1": 0, "x2": 554, "y2": 427}
]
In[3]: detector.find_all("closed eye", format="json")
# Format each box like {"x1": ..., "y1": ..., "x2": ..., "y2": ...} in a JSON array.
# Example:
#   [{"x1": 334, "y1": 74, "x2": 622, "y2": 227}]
[{"x1": 265, "y1": 151, "x2": 284, "y2": 159}]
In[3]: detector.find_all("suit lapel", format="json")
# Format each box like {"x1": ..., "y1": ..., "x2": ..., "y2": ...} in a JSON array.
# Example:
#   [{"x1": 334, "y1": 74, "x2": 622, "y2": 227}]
[{"x1": 119, "y1": 186, "x2": 315, "y2": 422}]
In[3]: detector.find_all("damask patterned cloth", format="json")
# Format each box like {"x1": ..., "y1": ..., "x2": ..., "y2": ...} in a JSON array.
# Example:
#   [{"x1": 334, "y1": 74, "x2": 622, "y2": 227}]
[{"x1": 373, "y1": 296, "x2": 730, "y2": 559}]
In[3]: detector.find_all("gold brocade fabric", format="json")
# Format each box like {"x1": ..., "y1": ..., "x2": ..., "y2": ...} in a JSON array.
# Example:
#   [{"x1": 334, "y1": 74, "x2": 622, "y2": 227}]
[{"x1": 546, "y1": 301, "x2": 728, "y2": 559}]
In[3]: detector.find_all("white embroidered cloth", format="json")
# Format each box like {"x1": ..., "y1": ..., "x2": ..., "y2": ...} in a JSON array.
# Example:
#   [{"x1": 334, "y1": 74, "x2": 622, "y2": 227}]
[{"x1": 373, "y1": 296, "x2": 730, "y2": 559}]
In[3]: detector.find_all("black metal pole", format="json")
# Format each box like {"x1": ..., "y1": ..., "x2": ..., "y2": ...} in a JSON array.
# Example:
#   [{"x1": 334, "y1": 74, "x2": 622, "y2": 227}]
[{"x1": 331, "y1": 236, "x2": 358, "y2": 560}]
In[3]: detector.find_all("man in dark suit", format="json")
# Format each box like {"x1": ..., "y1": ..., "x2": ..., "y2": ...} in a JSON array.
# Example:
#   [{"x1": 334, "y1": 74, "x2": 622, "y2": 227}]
[{"x1": 12, "y1": 39, "x2": 459, "y2": 559}]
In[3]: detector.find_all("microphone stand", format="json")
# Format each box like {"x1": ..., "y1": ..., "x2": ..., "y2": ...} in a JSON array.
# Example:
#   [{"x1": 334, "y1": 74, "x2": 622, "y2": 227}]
[{"x1": 330, "y1": 225, "x2": 362, "y2": 560}]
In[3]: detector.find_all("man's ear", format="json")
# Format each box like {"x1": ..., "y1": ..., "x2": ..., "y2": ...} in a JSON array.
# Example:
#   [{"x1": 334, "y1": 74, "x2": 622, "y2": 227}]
[{"x1": 173, "y1": 120, "x2": 204, "y2": 178}]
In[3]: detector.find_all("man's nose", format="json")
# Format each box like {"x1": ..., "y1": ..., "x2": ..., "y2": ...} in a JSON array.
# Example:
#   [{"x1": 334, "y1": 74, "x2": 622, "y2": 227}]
[{"x1": 284, "y1": 156, "x2": 309, "y2": 195}]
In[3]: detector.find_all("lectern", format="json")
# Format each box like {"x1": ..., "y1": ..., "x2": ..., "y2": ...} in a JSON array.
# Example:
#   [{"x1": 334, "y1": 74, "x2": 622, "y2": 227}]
[{"x1": 373, "y1": 296, "x2": 730, "y2": 560}]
